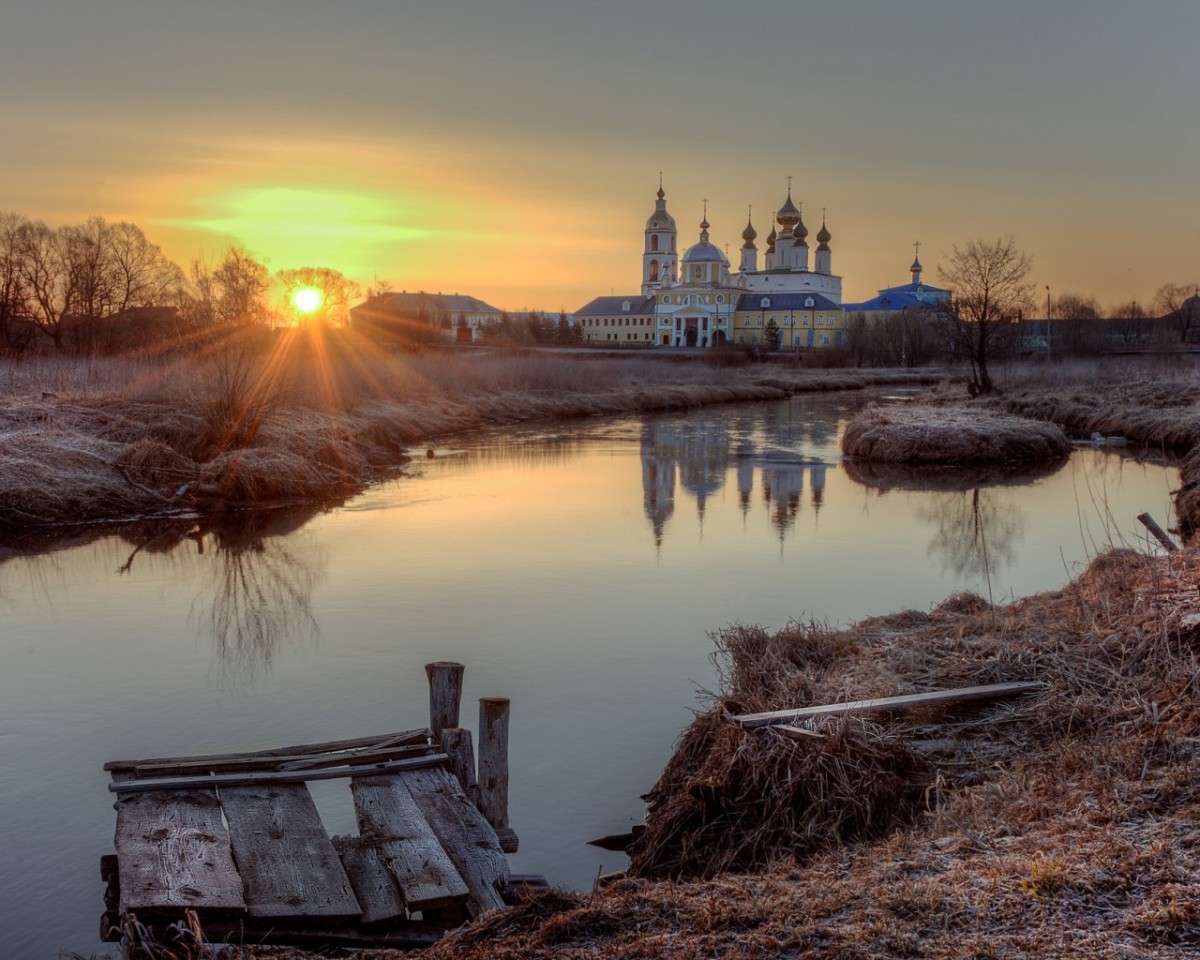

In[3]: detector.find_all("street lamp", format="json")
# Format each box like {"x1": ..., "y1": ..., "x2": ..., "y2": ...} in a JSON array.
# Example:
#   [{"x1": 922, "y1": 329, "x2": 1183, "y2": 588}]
[{"x1": 1045, "y1": 285, "x2": 1051, "y2": 362}]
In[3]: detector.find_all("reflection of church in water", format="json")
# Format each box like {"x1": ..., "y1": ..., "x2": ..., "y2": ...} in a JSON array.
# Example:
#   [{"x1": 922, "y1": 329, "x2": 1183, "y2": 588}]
[{"x1": 641, "y1": 417, "x2": 830, "y2": 547}]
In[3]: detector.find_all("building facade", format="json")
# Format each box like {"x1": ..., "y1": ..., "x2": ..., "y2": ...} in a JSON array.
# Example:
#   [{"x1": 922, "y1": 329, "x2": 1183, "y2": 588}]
[{"x1": 580, "y1": 181, "x2": 852, "y2": 349}]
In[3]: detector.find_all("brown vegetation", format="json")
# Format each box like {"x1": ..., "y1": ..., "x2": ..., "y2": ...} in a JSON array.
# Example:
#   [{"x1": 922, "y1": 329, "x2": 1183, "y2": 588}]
[
  {"x1": 0, "y1": 334, "x2": 935, "y2": 530},
  {"x1": 841, "y1": 402, "x2": 1071, "y2": 464},
  {"x1": 163, "y1": 546, "x2": 1200, "y2": 960}
]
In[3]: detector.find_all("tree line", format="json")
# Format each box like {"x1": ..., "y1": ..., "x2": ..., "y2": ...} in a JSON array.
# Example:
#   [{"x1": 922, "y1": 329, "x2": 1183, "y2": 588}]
[
  {"x1": 0, "y1": 212, "x2": 369, "y2": 355},
  {"x1": 842, "y1": 236, "x2": 1199, "y2": 394}
]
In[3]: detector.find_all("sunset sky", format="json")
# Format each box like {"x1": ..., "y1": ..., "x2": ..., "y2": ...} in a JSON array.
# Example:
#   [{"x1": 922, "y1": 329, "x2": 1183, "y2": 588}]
[{"x1": 2, "y1": 0, "x2": 1197, "y2": 314}]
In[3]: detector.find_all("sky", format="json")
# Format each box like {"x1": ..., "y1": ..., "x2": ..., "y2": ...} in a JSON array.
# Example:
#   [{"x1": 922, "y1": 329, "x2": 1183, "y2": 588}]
[{"x1": 1, "y1": 0, "x2": 1197, "y2": 314}]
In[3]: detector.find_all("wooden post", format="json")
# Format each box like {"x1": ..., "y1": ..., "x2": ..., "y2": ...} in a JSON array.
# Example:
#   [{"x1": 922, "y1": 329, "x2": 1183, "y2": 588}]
[
  {"x1": 440, "y1": 727, "x2": 478, "y2": 801},
  {"x1": 478, "y1": 697, "x2": 517, "y2": 852},
  {"x1": 426, "y1": 662, "x2": 465, "y2": 737},
  {"x1": 1138, "y1": 512, "x2": 1178, "y2": 553}
]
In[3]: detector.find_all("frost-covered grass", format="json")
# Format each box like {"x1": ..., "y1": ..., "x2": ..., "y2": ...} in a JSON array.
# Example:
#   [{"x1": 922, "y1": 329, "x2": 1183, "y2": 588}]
[
  {"x1": 0, "y1": 335, "x2": 934, "y2": 529},
  {"x1": 841, "y1": 402, "x2": 1071, "y2": 464}
]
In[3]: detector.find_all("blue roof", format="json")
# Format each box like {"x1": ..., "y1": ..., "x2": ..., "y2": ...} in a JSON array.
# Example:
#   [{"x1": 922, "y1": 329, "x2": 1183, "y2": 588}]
[
  {"x1": 734, "y1": 292, "x2": 842, "y2": 312},
  {"x1": 843, "y1": 281, "x2": 951, "y2": 313},
  {"x1": 574, "y1": 295, "x2": 656, "y2": 316}
]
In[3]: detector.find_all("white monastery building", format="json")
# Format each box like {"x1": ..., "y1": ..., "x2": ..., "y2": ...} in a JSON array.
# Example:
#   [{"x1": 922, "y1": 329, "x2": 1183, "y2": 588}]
[{"x1": 576, "y1": 180, "x2": 852, "y2": 349}]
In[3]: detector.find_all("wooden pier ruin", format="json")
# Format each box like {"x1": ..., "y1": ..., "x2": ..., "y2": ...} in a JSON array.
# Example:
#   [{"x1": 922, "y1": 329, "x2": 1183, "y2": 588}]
[{"x1": 100, "y1": 662, "x2": 545, "y2": 950}]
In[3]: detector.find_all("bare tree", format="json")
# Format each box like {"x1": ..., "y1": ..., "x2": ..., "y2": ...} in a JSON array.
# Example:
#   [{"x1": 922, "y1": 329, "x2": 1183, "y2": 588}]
[
  {"x1": 937, "y1": 237, "x2": 1033, "y2": 394},
  {"x1": 0, "y1": 212, "x2": 31, "y2": 353},
  {"x1": 276, "y1": 266, "x2": 360, "y2": 326},
  {"x1": 1055, "y1": 293, "x2": 1103, "y2": 357},
  {"x1": 1154, "y1": 283, "x2": 1200, "y2": 344},
  {"x1": 13, "y1": 220, "x2": 74, "y2": 350},
  {"x1": 107, "y1": 221, "x2": 184, "y2": 312},
  {"x1": 1109, "y1": 301, "x2": 1148, "y2": 346}
]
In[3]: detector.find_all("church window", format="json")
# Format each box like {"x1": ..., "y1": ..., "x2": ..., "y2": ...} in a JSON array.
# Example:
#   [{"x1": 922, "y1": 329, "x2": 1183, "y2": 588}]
[
  {"x1": 651, "y1": 235, "x2": 659, "y2": 252},
  {"x1": 649, "y1": 260, "x2": 659, "y2": 282},
  {"x1": 693, "y1": 266, "x2": 702, "y2": 279},
  {"x1": 622, "y1": 301, "x2": 631, "y2": 311},
  {"x1": 716, "y1": 295, "x2": 724, "y2": 303},
  {"x1": 805, "y1": 297, "x2": 815, "y2": 307},
  {"x1": 760, "y1": 297, "x2": 770, "y2": 308}
]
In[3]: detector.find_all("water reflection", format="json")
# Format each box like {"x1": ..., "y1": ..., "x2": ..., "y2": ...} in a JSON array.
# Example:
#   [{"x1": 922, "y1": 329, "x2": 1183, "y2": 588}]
[
  {"x1": 842, "y1": 459, "x2": 1070, "y2": 580},
  {"x1": 639, "y1": 414, "x2": 837, "y2": 544},
  {"x1": 1, "y1": 506, "x2": 328, "y2": 681}
]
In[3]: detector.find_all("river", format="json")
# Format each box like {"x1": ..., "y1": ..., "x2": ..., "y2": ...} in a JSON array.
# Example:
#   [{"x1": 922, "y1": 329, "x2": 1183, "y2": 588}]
[{"x1": 0, "y1": 391, "x2": 1179, "y2": 957}]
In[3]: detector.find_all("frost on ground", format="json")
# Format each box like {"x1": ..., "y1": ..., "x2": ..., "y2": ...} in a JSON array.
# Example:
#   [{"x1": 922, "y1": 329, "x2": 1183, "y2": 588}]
[{"x1": 841, "y1": 402, "x2": 1072, "y2": 464}]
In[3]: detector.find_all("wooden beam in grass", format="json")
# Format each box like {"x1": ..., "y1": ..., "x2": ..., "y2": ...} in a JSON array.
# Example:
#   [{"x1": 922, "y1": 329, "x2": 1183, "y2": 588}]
[{"x1": 732, "y1": 682, "x2": 1042, "y2": 729}]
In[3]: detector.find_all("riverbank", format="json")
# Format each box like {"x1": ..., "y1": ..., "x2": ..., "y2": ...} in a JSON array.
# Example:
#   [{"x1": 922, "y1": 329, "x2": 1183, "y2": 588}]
[
  {"x1": 0, "y1": 335, "x2": 936, "y2": 531},
  {"x1": 153, "y1": 543, "x2": 1200, "y2": 960}
]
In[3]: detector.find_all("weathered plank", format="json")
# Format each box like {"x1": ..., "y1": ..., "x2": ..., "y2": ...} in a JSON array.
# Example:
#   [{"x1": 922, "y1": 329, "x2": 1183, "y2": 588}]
[
  {"x1": 104, "y1": 728, "x2": 429, "y2": 773},
  {"x1": 732, "y1": 682, "x2": 1042, "y2": 729},
  {"x1": 220, "y1": 782, "x2": 361, "y2": 919},
  {"x1": 348, "y1": 775, "x2": 469, "y2": 916},
  {"x1": 400, "y1": 766, "x2": 509, "y2": 918},
  {"x1": 114, "y1": 788, "x2": 245, "y2": 915},
  {"x1": 331, "y1": 835, "x2": 409, "y2": 924},
  {"x1": 111, "y1": 754, "x2": 449, "y2": 793},
  {"x1": 135, "y1": 742, "x2": 433, "y2": 779},
  {"x1": 773, "y1": 723, "x2": 825, "y2": 741}
]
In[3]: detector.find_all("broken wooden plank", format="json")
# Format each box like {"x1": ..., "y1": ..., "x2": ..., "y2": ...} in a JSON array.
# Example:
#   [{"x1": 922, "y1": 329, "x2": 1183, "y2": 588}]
[
  {"x1": 347, "y1": 775, "x2": 469, "y2": 917},
  {"x1": 110, "y1": 754, "x2": 449, "y2": 793},
  {"x1": 331, "y1": 836, "x2": 409, "y2": 924},
  {"x1": 135, "y1": 742, "x2": 434, "y2": 779},
  {"x1": 114, "y1": 788, "x2": 245, "y2": 915},
  {"x1": 773, "y1": 724, "x2": 825, "y2": 741},
  {"x1": 400, "y1": 766, "x2": 509, "y2": 918},
  {"x1": 1138, "y1": 511, "x2": 1179, "y2": 553},
  {"x1": 104, "y1": 728, "x2": 429, "y2": 773},
  {"x1": 731, "y1": 682, "x2": 1042, "y2": 729},
  {"x1": 220, "y1": 782, "x2": 360, "y2": 920}
]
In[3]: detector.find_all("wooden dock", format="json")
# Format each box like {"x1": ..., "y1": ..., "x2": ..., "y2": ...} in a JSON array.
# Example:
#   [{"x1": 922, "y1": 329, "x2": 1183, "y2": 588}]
[{"x1": 100, "y1": 662, "x2": 543, "y2": 950}]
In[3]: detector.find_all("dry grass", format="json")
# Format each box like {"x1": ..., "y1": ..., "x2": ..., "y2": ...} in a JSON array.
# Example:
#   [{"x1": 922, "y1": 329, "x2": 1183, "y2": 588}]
[
  {"x1": 842, "y1": 402, "x2": 1072, "y2": 464},
  {"x1": 162, "y1": 546, "x2": 1200, "y2": 960},
  {"x1": 0, "y1": 338, "x2": 935, "y2": 530}
]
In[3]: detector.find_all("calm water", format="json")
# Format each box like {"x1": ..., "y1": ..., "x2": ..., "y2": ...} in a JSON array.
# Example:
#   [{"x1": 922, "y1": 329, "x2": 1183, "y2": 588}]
[{"x1": 0, "y1": 393, "x2": 1179, "y2": 957}]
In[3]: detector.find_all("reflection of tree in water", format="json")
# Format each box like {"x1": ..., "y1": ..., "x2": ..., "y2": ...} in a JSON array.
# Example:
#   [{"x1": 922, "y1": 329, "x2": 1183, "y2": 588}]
[
  {"x1": 914, "y1": 487, "x2": 1025, "y2": 580},
  {"x1": 115, "y1": 507, "x2": 326, "y2": 681}
]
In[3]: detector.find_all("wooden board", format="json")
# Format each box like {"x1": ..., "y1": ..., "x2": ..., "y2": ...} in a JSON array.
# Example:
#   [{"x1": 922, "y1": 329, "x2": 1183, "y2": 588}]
[
  {"x1": 114, "y1": 789, "x2": 245, "y2": 915},
  {"x1": 110, "y1": 753, "x2": 448, "y2": 793},
  {"x1": 219, "y1": 783, "x2": 360, "y2": 919},
  {"x1": 134, "y1": 743, "x2": 434, "y2": 778},
  {"x1": 399, "y1": 766, "x2": 509, "y2": 918},
  {"x1": 349, "y1": 775, "x2": 469, "y2": 917},
  {"x1": 731, "y1": 682, "x2": 1042, "y2": 729},
  {"x1": 104, "y1": 728, "x2": 429, "y2": 773}
]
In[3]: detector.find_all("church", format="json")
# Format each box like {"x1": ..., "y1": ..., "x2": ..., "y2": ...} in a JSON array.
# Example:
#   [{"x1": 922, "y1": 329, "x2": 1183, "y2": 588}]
[{"x1": 575, "y1": 181, "x2": 947, "y2": 350}]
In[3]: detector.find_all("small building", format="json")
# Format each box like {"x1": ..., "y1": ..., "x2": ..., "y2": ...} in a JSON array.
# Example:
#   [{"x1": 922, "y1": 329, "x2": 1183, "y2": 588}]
[
  {"x1": 732, "y1": 292, "x2": 845, "y2": 349},
  {"x1": 349, "y1": 291, "x2": 504, "y2": 344},
  {"x1": 575, "y1": 295, "x2": 657, "y2": 346}
]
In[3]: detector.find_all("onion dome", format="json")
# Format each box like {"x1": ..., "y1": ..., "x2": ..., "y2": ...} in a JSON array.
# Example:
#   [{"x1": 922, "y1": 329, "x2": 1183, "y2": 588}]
[
  {"x1": 816, "y1": 217, "x2": 831, "y2": 250},
  {"x1": 767, "y1": 222, "x2": 777, "y2": 250},
  {"x1": 910, "y1": 255, "x2": 923, "y2": 273},
  {"x1": 741, "y1": 213, "x2": 757, "y2": 249},
  {"x1": 684, "y1": 216, "x2": 729, "y2": 265},
  {"x1": 776, "y1": 190, "x2": 801, "y2": 230},
  {"x1": 646, "y1": 182, "x2": 676, "y2": 231},
  {"x1": 795, "y1": 205, "x2": 809, "y2": 243}
]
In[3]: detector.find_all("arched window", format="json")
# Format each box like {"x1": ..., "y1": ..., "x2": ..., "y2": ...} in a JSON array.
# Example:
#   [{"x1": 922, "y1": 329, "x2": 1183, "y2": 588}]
[
  {"x1": 649, "y1": 261, "x2": 659, "y2": 282},
  {"x1": 651, "y1": 234, "x2": 659, "y2": 252}
]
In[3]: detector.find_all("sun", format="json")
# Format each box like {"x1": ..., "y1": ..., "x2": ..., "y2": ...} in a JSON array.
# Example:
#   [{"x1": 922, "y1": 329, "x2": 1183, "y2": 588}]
[{"x1": 293, "y1": 288, "x2": 323, "y2": 314}]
